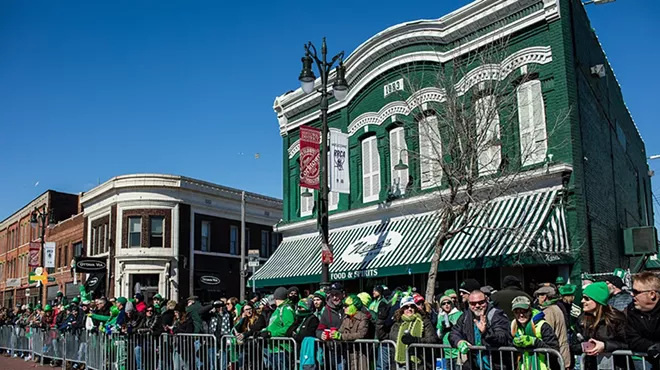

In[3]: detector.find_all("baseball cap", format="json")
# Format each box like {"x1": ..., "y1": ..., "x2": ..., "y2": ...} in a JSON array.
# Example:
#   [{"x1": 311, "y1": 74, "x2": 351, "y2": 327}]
[{"x1": 511, "y1": 296, "x2": 531, "y2": 310}]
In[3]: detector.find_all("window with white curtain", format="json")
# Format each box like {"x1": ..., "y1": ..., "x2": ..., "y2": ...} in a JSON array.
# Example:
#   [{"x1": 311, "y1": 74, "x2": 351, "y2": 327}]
[
  {"x1": 517, "y1": 80, "x2": 547, "y2": 166},
  {"x1": 362, "y1": 136, "x2": 381, "y2": 203},
  {"x1": 475, "y1": 95, "x2": 502, "y2": 176},
  {"x1": 389, "y1": 127, "x2": 408, "y2": 195},
  {"x1": 300, "y1": 188, "x2": 314, "y2": 217},
  {"x1": 419, "y1": 116, "x2": 442, "y2": 189}
]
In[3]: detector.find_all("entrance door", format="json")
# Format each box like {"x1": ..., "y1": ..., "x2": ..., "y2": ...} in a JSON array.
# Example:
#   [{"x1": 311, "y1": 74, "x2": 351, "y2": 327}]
[{"x1": 130, "y1": 274, "x2": 160, "y2": 304}]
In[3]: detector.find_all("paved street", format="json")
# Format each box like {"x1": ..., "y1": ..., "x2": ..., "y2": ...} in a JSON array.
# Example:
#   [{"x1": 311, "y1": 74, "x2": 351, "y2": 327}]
[{"x1": 0, "y1": 356, "x2": 46, "y2": 369}]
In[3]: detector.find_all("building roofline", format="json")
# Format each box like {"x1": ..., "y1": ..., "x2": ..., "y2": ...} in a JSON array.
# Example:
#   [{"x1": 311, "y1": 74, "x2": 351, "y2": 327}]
[
  {"x1": 0, "y1": 190, "x2": 78, "y2": 229},
  {"x1": 80, "y1": 173, "x2": 282, "y2": 206}
]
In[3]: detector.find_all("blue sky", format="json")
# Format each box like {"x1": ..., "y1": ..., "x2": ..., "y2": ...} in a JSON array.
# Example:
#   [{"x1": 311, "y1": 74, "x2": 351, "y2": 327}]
[{"x1": 1, "y1": 0, "x2": 659, "y2": 223}]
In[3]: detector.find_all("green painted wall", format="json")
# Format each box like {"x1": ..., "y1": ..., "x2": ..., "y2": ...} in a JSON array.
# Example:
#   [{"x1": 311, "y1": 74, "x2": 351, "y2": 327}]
[{"x1": 279, "y1": 0, "x2": 653, "y2": 276}]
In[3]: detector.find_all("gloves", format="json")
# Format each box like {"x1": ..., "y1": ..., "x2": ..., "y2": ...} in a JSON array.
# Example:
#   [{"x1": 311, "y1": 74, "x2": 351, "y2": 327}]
[
  {"x1": 648, "y1": 343, "x2": 660, "y2": 360},
  {"x1": 458, "y1": 341, "x2": 470, "y2": 354},
  {"x1": 331, "y1": 331, "x2": 342, "y2": 340},
  {"x1": 513, "y1": 334, "x2": 537, "y2": 348},
  {"x1": 401, "y1": 333, "x2": 418, "y2": 345}
]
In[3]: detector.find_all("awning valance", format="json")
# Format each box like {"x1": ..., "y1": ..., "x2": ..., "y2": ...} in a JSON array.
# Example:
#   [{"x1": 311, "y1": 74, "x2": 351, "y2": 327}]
[{"x1": 250, "y1": 187, "x2": 571, "y2": 288}]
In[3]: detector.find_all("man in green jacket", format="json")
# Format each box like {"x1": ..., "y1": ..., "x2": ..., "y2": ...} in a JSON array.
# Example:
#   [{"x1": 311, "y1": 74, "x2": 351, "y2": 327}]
[
  {"x1": 186, "y1": 296, "x2": 203, "y2": 333},
  {"x1": 260, "y1": 287, "x2": 295, "y2": 369}
]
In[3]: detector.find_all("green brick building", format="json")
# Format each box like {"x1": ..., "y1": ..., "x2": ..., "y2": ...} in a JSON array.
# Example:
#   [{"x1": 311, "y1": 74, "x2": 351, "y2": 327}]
[{"x1": 250, "y1": 0, "x2": 655, "y2": 292}]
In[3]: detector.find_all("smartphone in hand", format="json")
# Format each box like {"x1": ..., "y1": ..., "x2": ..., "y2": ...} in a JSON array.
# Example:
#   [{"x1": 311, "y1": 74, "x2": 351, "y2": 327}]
[{"x1": 582, "y1": 341, "x2": 596, "y2": 353}]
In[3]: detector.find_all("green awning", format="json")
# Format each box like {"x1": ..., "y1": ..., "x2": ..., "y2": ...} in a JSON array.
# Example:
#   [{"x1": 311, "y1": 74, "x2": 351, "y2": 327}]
[{"x1": 250, "y1": 186, "x2": 570, "y2": 288}]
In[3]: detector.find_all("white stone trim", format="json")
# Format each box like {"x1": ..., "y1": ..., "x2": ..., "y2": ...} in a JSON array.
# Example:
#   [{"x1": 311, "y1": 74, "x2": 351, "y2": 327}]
[
  {"x1": 275, "y1": 0, "x2": 559, "y2": 135},
  {"x1": 342, "y1": 46, "x2": 551, "y2": 137},
  {"x1": 288, "y1": 140, "x2": 300, "y2": 159}
]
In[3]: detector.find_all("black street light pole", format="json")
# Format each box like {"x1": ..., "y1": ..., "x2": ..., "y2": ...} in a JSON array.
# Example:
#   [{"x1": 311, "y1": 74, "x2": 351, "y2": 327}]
[
  {"x1": 299, "y1": 38, "x2": 349, "y2": 287},
  {"x1": 30, "y1": 206, "x2": 55, "y2": 305}
]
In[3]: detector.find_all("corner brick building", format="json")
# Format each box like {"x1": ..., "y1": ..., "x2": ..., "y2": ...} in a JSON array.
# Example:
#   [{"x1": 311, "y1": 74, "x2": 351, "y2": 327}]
[{"x1": 252, "y1": 0, "x2": 656, "y2": 292}]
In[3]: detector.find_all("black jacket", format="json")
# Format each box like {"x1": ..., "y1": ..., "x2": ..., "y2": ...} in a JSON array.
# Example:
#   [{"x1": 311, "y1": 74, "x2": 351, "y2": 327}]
[
  {"x1": 161, "y1": 309, "x2": 175, "y2": 328},
  {"x1": 293, "y1": 315, "x2": 319, "y2": 343},
  {"x1": 625, "y1": 301, "x2": 660, "y2": 352},
  {"x1": 570, "y1": 311, "x2": 629, "y2": 370},
  {"x1": 235, "y1": 314, "x2": 266, "y2": 338},
  {"x1": 449, "y1": 305, "x2": 512, "y2": 348},
  {"x1": 374, "y1": 299, "x2": 391, "y2": 341},
  {"x1": 315, "y1": 304, "x2": 343, "y2": 339},
  {"x1": 491, "y1": 286, "x2": 533, "y2": 321}
]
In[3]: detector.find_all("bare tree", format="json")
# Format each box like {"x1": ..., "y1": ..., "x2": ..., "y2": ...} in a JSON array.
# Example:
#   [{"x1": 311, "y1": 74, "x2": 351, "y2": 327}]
[{"x1": 388, "y1": 38, "x2": 571, "y2": 301}]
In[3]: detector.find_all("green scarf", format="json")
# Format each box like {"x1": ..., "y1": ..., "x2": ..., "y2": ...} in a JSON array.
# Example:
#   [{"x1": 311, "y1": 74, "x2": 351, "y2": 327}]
[{"x1": 395, "y1": 313, "x2": 423, "y2": 364}]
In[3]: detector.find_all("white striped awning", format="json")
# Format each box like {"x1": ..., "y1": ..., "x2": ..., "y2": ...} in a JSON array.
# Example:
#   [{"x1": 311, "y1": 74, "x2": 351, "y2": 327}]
[{"x1": 250, "y1": 186, "x2": 570, "y2": 287}]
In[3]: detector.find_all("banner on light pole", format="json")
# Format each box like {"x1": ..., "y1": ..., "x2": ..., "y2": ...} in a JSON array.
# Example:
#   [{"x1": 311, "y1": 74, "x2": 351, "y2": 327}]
[
  {"x1": 29, "y1": 242, "x2": 41, "y2": 267},
  {"x1": 43, "y1": 242, "x2": 56, "y2": 268},
  {"x1": 329, "y1": 129, "x2": 350, "y2": 194},
  {"x1": 299, "y1": 125, "x2": 321, "y2": 190}
]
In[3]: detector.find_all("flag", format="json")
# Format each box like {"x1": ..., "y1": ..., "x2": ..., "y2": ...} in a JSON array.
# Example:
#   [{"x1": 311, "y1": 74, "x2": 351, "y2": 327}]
[{"x1": 29, "y1": 242, "x2": 40, "y2": 267}]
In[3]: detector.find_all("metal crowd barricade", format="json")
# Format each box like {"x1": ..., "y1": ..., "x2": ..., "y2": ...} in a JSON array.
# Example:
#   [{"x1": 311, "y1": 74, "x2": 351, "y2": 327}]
[
  {"x1": 85, "y1": 330, "x2": 104, "y2": 370},
  {"x1": 312, "y1": 338, "x2": 397, "y2": 370},
  {"x1": 31, "y1": 327, "x2": 45, "y2": 360},
  {"x1": 63, "y1": 329, "x2": 88, "y2": 366},
  {"x1": 406, "y1": 343, "x2": 565, "y2": 370},
  {"x1": 220, "y1": 334, "x2": 298, "y2": 370},
  {"x1": 41, "y1": 328, "x2": 66, "y2": 364},
  {"x1": 0, "y1": 325, "x2": 12, "y2": 352},
  {"x1": 577, "y1": 350, "x2": 653, "y2": 370},
  {"x1": 160, "y1": 333, "x2": 217, "y2": 370}
]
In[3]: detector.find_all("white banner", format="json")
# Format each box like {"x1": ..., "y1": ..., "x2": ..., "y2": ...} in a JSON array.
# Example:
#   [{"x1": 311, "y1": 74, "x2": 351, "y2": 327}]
[
  {"x1": 329, "y1": 129, "x2": 350, "y2": 194},
  {"x1": 6, "y1": 278, "x2": 20, "y2": 288},
  {"x1": 44, "y1": 242, "x2": 56, "y2": 268}
]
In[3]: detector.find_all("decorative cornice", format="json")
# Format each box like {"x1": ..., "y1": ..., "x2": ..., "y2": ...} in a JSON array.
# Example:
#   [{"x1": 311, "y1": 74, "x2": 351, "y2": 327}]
[
  {"x1": 344, "y1": 46, "x2": 551, "y2": 136},
  {"x1": 80, "y1": 174, "x2": 282, "y2": 207},
  {"x1": 274, "y1": 0, "x2": 560, "y2": 136}
]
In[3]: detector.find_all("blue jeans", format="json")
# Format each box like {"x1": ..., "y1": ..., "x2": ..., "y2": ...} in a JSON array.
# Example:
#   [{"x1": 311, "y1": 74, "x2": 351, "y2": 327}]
[
  {"x1": 376, "y1": 344, "x2": 393, "y2": 370},
  {"x1": 263, "y1": 350, "x2": 290, "y2": 370}
]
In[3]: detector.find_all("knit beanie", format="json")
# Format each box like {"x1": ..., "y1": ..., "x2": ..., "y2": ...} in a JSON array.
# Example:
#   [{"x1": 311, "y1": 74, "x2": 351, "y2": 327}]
[
  {"x1": 444, "y1": 289, "x2": 457, "y2": 296},
  {"x1": 313, "y1": 290, "x2": 327, "y2": 301},
  {"x1": 357, "y1": 292, "x2": 372, "y2": 307},
  {"x1": 583, "y1": 282, "x2": 610, "y2": 306},
  {"x1": 373, "y1": 285, "x2": 385, "y2": 296},
  {"x1": 273, "y1": 287, "x2": 288, "y2": 301},
  {"x1": 343, "y1": 294, "x2": 363, "y2": 316},
  {"x1": 296, "y1": 299, "x2": 311, "y2": 316}
]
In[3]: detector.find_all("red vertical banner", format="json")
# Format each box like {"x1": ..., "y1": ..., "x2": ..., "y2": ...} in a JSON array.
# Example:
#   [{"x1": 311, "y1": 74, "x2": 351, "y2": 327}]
[
  {"x1": 299, "y1": 125, "x2": 321, "y2": 190},
  {"x1": 29, "y1": 242, "x2": 40, "y2": 267}
]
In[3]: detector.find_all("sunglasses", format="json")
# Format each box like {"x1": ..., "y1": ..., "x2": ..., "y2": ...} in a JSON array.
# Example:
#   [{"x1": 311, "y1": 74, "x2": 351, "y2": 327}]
[
  {"x1": 441, "y1": 301, "x2": 452, "y2": 306},
  {"x1": 631, "y1": 289, "x2": 658, "y2": 296},
  {"x1": 582, "y1": 296, "x2": 592, "y2": 302},
  {"x1": 146, "y1": 310, "x2": 154, "y2": 313},
  {"x1": 468, "y1": 300, "x2": 486, "y2": 307},
  {"x1": 403, "y1": 305, "x2": 416, "y2": 310}
]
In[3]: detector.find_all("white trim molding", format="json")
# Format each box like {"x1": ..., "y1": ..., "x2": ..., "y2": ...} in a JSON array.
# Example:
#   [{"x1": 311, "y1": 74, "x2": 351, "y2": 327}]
[{"x1": 273, "y1": 0, "x2": 560, "y2": 136}]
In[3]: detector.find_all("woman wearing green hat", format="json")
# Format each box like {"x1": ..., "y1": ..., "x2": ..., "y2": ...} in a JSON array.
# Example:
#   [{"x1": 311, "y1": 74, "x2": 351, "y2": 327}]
[
  {"x1": 570, "y1": 282, "x2": 630, "y2": 370},
  {"x1": 329, "y1": 294, "x2": 372, "y2": 369}
]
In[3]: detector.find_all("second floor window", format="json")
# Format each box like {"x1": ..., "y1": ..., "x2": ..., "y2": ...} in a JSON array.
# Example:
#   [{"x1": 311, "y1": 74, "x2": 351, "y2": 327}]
[
  {"x1": 229, "y1": 226, "x2": 238, "y2": 255},
  {"x1": 201, "y1": 221, "x2": 211, "y2": 252},
  {"x1": 362, "y1": 136, "x2": 381, "y2": 203},
  {"x1": 128, "y1": 217, "x2": 141, "y2": 248},
  {"x1": 150, "y1": 217, "x2": 164, "y2": 247},
  {"x1": 517, "y1": 79, "x2": 547, "y2": 167},
  {"x1": 389, "y1": 127, "x2": 408, "y2": 195}
]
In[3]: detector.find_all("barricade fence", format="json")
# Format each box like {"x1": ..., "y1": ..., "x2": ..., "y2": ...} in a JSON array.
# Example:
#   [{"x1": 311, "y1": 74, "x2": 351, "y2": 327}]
[{"x1": 0, "y1": 325, "x2": 655, "y2": 369}]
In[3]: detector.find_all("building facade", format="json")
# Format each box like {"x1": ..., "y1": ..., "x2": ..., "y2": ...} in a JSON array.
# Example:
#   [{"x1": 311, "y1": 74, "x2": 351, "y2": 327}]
[
  {"x1": 0, "y1": 191, "x2": 82, "y2": 306},
  {"x1": 80, "y1": 174, "x2": 282, "y2": 302},
  {"x1": 252, "y1": 0, "x2": 655, "y2": 292}
]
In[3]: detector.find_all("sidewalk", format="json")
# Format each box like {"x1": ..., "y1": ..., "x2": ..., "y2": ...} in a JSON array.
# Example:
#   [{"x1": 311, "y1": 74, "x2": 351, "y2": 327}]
[{"x1": 0, "y1": 355, "x2": 48, "y2": 369}]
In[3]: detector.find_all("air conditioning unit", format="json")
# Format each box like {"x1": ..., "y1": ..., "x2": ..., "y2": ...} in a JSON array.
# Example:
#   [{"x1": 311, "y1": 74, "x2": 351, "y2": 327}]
[{"x1": 623, "y1": 226, "x2": 658, "y2": 256}]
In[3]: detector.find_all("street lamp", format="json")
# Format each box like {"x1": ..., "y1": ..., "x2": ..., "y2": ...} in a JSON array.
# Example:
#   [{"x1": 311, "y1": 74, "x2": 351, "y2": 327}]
[
  {"x1": 298, "y1": 37, "x2": 348, "y2": 286},
  {"x1": 30, "y1": 206, "x2": 55, "y2": 305}
]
